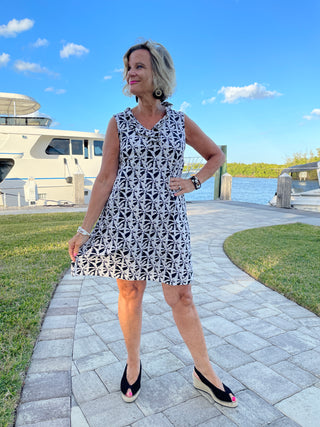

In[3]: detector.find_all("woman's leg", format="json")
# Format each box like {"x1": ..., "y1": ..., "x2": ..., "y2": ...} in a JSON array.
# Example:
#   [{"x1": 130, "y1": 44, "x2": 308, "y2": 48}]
[
  {"x1": 162, "y1": 283, "x2": 234, "y2": 399},
  {"x1": 117, "y1": 279, "x2": 146, "y2": 397}
]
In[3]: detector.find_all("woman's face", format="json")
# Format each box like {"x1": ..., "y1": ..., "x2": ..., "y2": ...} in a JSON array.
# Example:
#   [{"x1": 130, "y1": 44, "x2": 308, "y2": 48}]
[{"x1": 126, "y1": 49, "x2": 154, "y2": 97}]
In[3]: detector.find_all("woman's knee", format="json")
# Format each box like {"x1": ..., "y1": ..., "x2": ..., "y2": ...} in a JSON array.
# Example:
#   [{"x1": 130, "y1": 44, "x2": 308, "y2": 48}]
[
  {"x1": 163, "y1": 284, "x2": 194, "y2": 309},
  {"x1": 117, "y1": 280, "x2": 146, "y2": 302}
]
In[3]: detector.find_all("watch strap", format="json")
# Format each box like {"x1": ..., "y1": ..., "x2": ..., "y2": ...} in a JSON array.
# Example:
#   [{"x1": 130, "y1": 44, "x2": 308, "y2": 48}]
[{"x1": 190, "y1": 175, "x2": 201, "y2": 190}]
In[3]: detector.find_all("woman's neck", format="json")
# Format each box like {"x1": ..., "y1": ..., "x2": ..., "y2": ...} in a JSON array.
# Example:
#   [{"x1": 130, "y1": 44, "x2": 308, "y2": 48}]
[
  {"x1": 131, "y1": 97, "x2": 166, "y2": 130},
  {"x1": 134, "y1": 97, "x2": 165, "y2": 117}
]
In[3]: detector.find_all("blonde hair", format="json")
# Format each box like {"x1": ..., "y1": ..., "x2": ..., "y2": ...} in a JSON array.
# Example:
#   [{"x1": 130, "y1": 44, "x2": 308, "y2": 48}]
[{"x1": 123, "y1": 40, "x2": 176, "y2": 101}]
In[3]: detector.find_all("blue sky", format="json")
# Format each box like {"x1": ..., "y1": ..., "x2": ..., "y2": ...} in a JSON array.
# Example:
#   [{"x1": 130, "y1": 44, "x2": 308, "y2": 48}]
[{"x1": 1, "y1": 0, "x2": 320, "y2": 164}]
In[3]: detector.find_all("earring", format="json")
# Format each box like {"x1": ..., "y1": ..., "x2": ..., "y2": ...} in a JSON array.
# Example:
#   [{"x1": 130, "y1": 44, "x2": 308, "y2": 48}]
[{"x1": 153, "y1": 88, "x2": 163, "y2": 99}]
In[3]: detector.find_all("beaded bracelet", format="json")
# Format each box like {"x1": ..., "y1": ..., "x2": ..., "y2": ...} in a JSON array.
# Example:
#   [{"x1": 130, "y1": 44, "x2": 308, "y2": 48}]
[{"x1": 77, "y1": 226, "x2": 91, "y2": 236}]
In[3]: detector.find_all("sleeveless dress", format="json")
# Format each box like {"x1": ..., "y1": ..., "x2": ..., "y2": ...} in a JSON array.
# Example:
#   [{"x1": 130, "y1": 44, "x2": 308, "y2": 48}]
[{"x1": 72, "y1": 106, "x2": 193, "y2": 286}]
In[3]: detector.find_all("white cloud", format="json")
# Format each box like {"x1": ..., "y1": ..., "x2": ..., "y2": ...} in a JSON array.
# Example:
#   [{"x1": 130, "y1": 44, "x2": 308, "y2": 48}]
[
  {"x1": 114, "y1": 67, "x2": 124, "y2": 73},
  {"x1": 179, "y1": 101, "x2": 191, "y2": 112},
  {"x1": 60, "y1": 42, "x2": 89, "y2": 58},
  {"x1": 14, "y1": 60, "x2": 49, "y2": 73},
  {"x1": 0, "y1": 53, "x2": 10, "y2": 67},
  {"x1": 303, "y1": 108, "x2": 320, "y2": 120},
  {"x1": 104, "y1": 75, "x2": 112, "y2": 80},
  {"x1": 14, "y1": 60, "x2": 58, "y2": 77},
  {"x1": 218, "y1": 82, "x2": 281, "y2": 103},
  {"x1": 32, "y1": 38, "x2": 49, "y2": 48},
  {"x1": 45, "y1": 87, "x2": 66, "y2": 95},
  {"x1": 202, "y1": 96, "x2": 216, "y2": 105},
  {"x1": 0, "y1": 18, "x2": 34, "y2": 38},
  {"x1": 311, "y1": 108, "x2": 320, "y2": 116}
]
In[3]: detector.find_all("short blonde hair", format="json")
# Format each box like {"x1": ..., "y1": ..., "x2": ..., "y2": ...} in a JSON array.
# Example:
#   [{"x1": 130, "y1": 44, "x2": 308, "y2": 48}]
[{"x1": 123, "y1": 40, "x2": 176, "y2": 101}]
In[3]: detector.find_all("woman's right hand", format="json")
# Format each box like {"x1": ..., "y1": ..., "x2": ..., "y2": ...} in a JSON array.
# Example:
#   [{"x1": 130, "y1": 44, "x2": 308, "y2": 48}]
[{"x1": 68, "y1": 233, "x2": 90, "y2": 262}]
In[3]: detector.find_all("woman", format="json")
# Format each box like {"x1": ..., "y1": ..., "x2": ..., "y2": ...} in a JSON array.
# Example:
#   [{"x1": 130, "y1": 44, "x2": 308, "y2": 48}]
[{"x1": 68, "y1": 40, "x2": 237, "y2": 408}]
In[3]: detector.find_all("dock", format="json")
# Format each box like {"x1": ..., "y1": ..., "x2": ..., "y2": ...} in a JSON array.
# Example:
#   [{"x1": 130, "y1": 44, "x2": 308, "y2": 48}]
[{"x1": 13, "y1": 201, "x2": 320, "y2": 427}]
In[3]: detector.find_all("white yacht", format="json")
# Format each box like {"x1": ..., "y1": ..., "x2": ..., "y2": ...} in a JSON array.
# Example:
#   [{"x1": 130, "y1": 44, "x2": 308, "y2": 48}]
[{"x1": 0, "y1": 93, "x2": 104, "y2": 208}]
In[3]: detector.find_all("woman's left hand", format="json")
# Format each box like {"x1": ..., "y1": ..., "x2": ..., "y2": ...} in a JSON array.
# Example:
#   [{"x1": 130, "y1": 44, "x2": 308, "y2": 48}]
[
  {"x1": 68, "y1": 233, "x2": 90, "y2": 262},
  {"x1": 170, "y1": 177, "x2": 194, "y2": 196}
]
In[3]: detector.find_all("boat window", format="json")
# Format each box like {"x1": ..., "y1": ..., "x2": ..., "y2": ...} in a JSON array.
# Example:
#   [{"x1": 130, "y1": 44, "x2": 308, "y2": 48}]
[
  {"x1": 27, "y1": 117, "x2": 52, "y2": 127},
  {"x1": 84, "y1": 140, "x2": 89, "y2": 159},
  {"x1": 94, "y1": 140, "x2": 103, "y2": 156},
  {"x1": 291, "y1": 170, "x2": 320, "y2": 193},
  {"x1": 0, "y1": 159, "x2": 14, "y2": 183},
  {"x1": 45, "y1": 138, "x2": 70, "y2": 155},
  {"x1": 11, "y1": 118, "x2": 26, "y2": 125},
  {"x1": 71, "y1": 139, "x2": 83, "y2": 155},
  {"x1": 7, "y1": 118, "x2": 21, "y2": 125},
  {"x1": 0, "y1": 117, "x2": 51, "y2": 127}
]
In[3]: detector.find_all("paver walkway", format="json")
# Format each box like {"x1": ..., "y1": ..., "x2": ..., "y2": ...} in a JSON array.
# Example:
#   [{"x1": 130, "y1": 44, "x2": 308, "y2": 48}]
[{"x1": 15, "y1": 201, "x2": 320, "y2": 427}]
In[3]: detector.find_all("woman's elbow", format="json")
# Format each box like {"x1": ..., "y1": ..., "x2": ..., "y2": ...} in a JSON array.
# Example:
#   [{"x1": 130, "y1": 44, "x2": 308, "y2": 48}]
[{"x1": 209, "y1": 149, "x2": 225, "y2": 167}]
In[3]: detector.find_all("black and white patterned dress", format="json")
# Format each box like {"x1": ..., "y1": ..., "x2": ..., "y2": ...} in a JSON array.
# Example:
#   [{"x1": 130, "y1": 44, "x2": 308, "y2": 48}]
[{"x1": 72, "y1": 106, "x2": 193, "y2": 285}]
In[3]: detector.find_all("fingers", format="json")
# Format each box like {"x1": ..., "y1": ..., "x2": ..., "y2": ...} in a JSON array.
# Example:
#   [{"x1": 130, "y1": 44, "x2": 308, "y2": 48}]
[
  {"x1": 169, "y1": 177, "x2": 183, "y2": 192},
  {"x1": 169, "y1": 177, "x2": 194, "y2": 196},
  {"x1": 68, "y1": 235, "x2": 89, "y2": 261},
  {"x1": 173, "y1": 186, "x2": 184, "y2": 196},
  {"x1": 68, "y1": 238, "x2": 77, "y2": 262}
]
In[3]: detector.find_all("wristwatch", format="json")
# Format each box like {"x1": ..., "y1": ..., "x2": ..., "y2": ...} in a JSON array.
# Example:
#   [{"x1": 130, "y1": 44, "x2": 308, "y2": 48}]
[{"x1": 190, "y1": 175, "x2": 201, "y2": 190}]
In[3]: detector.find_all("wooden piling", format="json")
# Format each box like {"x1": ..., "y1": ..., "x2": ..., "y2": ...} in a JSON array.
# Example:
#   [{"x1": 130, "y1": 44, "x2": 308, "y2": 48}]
[
  {"x1": 214, "y1": 145, "x2": 227, "y2": 200},
  {"x1": 73, "y1": 172, "x2": 85, "y2": 205},
  {"x1": 276, "y1": 173, "x2": 292, "y2": 208},
  {"x1": 220, "y1": 173, "x2": 232, "y2": 200}
]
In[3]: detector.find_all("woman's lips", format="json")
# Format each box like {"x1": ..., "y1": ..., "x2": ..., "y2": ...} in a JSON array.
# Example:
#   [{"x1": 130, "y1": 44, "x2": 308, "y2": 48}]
[{"x1": 129, "y1": 81, "x2": 138, "y2": 85}]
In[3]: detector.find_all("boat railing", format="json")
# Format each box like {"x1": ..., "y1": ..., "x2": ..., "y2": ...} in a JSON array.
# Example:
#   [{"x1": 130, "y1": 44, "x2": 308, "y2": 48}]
[
  {"x1": 182, "y1": 157, "x2": 205, "y2": 178},
  {"x1": 0, "y1": 116, "x2": 52, "y2": 127},
  {"x1": 0, "y1": 189, "x2": 25, "y2": 208}
]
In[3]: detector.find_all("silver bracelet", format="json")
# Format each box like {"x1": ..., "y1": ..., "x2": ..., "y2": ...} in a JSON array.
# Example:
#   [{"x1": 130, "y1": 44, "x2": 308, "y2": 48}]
[{"x1": 77, "y1": 226, "x2": 91, "y2": 236}]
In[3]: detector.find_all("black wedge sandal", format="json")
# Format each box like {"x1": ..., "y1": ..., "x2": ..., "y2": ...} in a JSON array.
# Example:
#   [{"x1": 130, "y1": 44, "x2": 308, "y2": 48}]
[
  {"x1": 120, "y1": 362, "x2": 142, "y2": 403},
  {"x1": 193, "y1": 366, "x2": 238, "y2": 408}
]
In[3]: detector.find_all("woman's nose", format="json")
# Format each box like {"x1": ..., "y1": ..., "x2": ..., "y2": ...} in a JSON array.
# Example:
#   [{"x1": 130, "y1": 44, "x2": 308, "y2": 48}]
[{"x1": 128, "y1": 68, "x2": 136, "y2": 77}]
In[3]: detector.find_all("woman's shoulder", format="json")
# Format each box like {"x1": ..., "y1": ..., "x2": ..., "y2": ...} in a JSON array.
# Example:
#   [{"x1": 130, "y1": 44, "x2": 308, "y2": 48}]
[
  {"x1": 165, "y1": 105, "x2": 185, "y2": 124},
  {"x1": 114, "y1": 108, "x2": 131, "y2": 120},
  {"x1": 113, "y1": 108, "x2": 134, "y2": 129}
]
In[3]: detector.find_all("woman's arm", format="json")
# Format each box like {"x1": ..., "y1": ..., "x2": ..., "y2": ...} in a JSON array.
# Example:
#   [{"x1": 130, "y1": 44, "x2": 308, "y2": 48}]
[
  {"x1": 68, "y1": 117, "x2": 119, "y2": 261},
  {"x1": 170, "y1": 114, "x2": 225, "y2": 195}
]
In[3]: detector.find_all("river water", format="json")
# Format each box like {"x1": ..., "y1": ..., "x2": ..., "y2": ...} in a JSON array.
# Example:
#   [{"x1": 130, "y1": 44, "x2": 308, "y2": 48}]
[{"x1": 185, "y1": 177, "x2": 278, "y2": 205}]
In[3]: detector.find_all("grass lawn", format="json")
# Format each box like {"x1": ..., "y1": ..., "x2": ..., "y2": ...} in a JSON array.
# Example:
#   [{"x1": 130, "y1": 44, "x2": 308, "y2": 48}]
[
  {"x1": 0, "y1": 212, "x2": 84, "y2": 427},
  {"x1": 224, "y1": 222, "x2": 320, "y2": 316}
]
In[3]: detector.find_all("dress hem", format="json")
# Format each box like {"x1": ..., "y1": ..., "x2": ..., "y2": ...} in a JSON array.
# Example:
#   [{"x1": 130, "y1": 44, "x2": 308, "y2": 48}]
[{"x1": 71, "y1": 267, "x2": 193, "y2": 286}]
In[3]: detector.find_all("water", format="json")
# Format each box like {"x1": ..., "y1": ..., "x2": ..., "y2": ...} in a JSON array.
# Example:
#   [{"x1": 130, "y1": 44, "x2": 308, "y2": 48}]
[{"x1": 185, "y1": 177, "x2": 278, "y2": 205}]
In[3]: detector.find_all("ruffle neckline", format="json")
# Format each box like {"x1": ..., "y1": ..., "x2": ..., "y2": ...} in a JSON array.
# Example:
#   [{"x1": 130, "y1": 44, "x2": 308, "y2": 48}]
[{"x1": 125, "y1": 106, "x2": 170, "y2": 135}]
